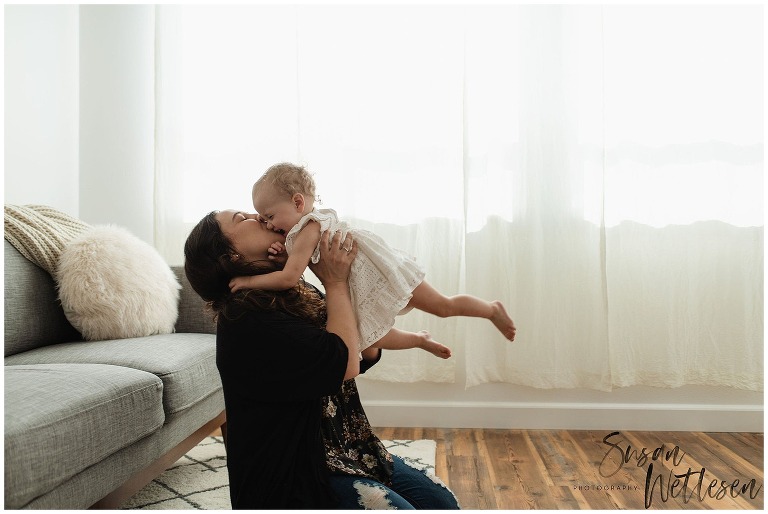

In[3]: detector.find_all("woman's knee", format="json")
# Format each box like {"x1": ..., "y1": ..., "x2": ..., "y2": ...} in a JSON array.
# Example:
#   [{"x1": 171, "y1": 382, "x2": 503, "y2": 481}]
[
  {"x1": 327, "y1": 475, "x2": 415, "y2": 510},
  {"x1": 352, "y1": 480, "x2": 415, "y2": 510}
]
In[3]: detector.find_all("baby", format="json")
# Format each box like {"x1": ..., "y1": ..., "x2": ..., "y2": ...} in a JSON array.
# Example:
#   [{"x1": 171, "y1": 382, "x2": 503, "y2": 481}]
[{"x1": 229, "y1": 162, "x2": 516, "y2": 358}]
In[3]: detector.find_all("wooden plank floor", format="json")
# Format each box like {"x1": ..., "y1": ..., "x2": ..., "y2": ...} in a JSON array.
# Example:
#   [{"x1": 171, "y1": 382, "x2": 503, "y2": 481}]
[{"x1": 375, "y1": 428, "x2": 764, "y2": 510}]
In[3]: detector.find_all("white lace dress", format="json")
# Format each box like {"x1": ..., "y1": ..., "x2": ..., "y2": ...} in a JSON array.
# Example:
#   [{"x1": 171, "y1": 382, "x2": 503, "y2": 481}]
[{"x1": 285, "y1": 208, "x2": 425, "y2": 351}]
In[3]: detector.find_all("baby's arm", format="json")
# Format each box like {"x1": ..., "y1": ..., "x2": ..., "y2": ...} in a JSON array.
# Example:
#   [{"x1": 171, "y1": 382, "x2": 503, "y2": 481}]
[{"x1": 229, "y1": 222, "x2": 321, "y2": 292}]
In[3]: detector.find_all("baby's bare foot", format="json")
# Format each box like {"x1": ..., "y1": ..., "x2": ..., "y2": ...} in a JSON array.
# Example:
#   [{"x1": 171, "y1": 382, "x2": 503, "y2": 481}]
[
  {"x1": 417, "y1": 330, "x2": 452, "y2": 359},
  {"x1": 490, "y1": 301, "x2": 516, "y2": 341}
]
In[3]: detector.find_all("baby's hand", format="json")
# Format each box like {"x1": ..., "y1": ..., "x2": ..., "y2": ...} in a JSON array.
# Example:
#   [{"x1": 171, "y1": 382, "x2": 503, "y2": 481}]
[
  {"x1": 268, "y1": 241, "x2": 288, "y2": 265},
  {"x1": 229, "y1": 276, "x2": 251, "y2": 293}
]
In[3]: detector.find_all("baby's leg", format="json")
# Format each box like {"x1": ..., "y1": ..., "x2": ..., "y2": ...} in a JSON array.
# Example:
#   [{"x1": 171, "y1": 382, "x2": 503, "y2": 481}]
[
  {"x1": 372, "y1": 328, "x2": 452, "y2": 359},
  {"x1": 408, "y1": 281, "x2": 517, "y2": 341}
]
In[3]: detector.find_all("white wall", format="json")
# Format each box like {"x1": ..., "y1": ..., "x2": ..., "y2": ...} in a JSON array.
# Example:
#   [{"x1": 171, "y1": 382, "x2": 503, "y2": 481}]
[
  {"x1": 3, "y1": 5, "x2": 763, "y2": 432},
  {"x1": 79, "y1": 5, "x2": 155, "y2": 243},
  {"x1": 357, "y1": 376, "x2": 763, "y2": 432},
  {"x1": 4, "y1": 5, "x2": 156, "y2": 243},
  {"x1": 4, "y1": 5, "x2": 80, "y2": 215}
]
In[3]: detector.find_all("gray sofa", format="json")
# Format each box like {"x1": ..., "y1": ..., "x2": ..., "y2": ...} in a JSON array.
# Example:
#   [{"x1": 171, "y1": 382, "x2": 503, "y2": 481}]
[{"x1": 4, "y1": 239, "x2": 225, "y2": 509}]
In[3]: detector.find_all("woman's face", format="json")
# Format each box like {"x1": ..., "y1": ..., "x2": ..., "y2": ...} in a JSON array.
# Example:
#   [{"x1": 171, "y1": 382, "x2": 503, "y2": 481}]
[{"x1": 215, "y1": 210, "x2": 286, "y2": 262}]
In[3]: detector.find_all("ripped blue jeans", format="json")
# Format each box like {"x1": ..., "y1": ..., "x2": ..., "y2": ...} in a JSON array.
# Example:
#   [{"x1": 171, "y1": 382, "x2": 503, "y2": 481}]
[{"x1": 327, "y1": 455, "x2": 461, "y2": 509}]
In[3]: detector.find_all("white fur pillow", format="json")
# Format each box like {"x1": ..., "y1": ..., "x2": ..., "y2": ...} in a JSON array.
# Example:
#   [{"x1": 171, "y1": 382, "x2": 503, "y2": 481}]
[{"x1": 56, "y1": 225, "x2": 181, "y2": 341}]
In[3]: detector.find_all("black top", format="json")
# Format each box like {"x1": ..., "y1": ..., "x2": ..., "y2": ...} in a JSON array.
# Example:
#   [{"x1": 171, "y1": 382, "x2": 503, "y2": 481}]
[{"x1": 216, "y1": 299, "x2": 392, "y2": 509}]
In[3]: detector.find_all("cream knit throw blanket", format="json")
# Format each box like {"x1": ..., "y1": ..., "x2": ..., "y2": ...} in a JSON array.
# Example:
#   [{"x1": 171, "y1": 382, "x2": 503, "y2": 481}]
[{"x1": 4, "y1": 204, "x2": 92, "y2": 275}]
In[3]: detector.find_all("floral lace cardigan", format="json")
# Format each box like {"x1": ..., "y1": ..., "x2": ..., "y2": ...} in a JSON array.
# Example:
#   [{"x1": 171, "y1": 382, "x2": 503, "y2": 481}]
[{"x1": 321, "y1": 378, "x2": 394, "y2": 484}]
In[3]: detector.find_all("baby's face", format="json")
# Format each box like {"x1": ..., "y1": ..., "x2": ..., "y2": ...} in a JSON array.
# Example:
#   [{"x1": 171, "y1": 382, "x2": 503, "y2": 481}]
[{"x1": 252, "y1": 185, "x2": 304, "y2": 234}]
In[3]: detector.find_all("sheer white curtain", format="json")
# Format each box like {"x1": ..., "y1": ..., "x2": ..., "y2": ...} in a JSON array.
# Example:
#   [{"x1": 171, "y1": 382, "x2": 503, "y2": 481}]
[
  {"x1": 155, "y1": 5, "x2": 763, "y2": 390},
  {"x1": 601, "y1": 6, "x2": 763, "y2": 390}
]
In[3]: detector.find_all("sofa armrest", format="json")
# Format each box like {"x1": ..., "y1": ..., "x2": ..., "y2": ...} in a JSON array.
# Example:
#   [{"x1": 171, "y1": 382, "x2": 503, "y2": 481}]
[{"x1": 172, "y1": 266, "x2": 216, "y2": 334}]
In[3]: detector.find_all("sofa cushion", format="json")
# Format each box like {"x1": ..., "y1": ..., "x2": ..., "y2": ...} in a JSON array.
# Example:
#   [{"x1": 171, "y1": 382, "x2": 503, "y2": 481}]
[
  {"x1": 56, "y1": 225, "x2": 181, "y2": 341},
  {"x1": 172, "y1": 267, "x2": 216, "y2": 335},
  {"x1": 4, "y1": 240, "x2": 81, "y2": 357},
  {"x1": 4, "y1": 333, "x2": 220, "y2": 416},
  {"x1": 4, "y1": 363, "x2": 164, "y2": 509}
]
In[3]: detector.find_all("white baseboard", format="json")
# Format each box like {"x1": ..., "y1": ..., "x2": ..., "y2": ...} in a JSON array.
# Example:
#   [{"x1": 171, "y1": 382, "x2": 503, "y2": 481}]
[{"x1": 362, "y1": 400, "x2": 764, "y2": 432}]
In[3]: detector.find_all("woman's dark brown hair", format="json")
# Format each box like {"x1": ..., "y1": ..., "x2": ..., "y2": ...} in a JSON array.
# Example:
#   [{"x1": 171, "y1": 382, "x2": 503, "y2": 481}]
[{"x1": 184, "y1": 211, "x2": 325, "y2": 324}]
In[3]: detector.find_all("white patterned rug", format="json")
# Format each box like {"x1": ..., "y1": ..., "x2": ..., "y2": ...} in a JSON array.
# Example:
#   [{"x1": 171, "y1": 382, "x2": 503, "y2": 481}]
[{"x1": 122, "y1": 438, "x2": 437, "y2": 510}]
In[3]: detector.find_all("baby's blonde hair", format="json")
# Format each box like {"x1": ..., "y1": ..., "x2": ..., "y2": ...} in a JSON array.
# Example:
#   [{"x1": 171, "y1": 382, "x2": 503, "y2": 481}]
[{"x1": 253, "y1": 162, "x2": 317, "y2": 201}]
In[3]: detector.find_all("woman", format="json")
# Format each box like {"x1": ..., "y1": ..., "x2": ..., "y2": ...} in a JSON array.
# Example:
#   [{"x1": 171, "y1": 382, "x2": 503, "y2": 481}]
[{"x1": 184, "y1": 210, "x2": 460, "y2": 510}]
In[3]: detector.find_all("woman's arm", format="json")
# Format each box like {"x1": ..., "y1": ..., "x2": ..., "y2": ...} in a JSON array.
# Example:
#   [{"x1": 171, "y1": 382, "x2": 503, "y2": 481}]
[
  {"x1": 310, "y1": 229, "x2": 361, "y2": 380},
  {"x1": 230, "y1": 222, "x2": 321, "y2": 292}
]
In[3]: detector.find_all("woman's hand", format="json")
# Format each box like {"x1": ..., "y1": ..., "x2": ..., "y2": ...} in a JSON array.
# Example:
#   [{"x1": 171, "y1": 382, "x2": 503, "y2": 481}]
[{"x1": 309, "y1": 230, "x2": 358, "y2": 287}]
